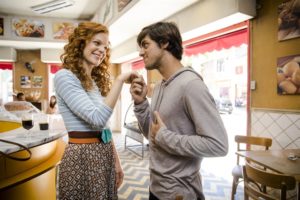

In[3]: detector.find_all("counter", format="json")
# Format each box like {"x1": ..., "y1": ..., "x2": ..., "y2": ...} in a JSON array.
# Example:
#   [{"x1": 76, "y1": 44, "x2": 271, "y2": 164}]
[{"x1": 0, "y1": 120, "x2": 67, "y2": 200}]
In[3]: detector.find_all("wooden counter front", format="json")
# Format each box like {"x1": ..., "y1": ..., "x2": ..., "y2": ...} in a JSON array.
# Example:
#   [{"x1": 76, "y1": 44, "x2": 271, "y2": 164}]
[{"x1": 0, "y1": 126, "x2": 66, "y2": 200}]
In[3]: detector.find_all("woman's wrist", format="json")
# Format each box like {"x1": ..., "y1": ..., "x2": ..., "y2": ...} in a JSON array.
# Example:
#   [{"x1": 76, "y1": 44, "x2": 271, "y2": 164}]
[{"x1": 115, "y1": 76, "x2": 125, "y2": 83}]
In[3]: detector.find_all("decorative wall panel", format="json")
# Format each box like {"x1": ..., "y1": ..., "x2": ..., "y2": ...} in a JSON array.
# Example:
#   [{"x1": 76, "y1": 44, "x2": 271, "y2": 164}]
[{"x1": 251, "y1": 109, "x2": 300, "y2": 149}]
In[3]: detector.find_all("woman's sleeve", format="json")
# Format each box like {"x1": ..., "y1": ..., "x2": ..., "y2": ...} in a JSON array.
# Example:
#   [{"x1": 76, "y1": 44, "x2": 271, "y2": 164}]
[{"x1": 54, "y1": 70, "x2": 113, "y2": 128}]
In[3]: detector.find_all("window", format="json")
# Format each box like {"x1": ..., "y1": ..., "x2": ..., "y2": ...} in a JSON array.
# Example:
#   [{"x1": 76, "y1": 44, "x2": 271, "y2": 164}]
[
  {"x1": 0, "y1": 69, "x2": 13, "y2": 104},
  {"x1": 216, "y1": 58, "x2": 225, "y2": 72}
]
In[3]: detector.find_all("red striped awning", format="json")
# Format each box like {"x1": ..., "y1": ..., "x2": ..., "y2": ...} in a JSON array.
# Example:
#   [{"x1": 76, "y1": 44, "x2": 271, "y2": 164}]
[
  {"x1": 131, "y1": 60, "x2": 144, "y2": 70},
  {"x1": 184, "y1": 29, "x2": 247, "y2": 56},
  {"x1": 49, "y1": 64, "x2": 62, "y2": 74},
  {"x1": 0, "y1": 62, "x2": 13, "y2": 70}
]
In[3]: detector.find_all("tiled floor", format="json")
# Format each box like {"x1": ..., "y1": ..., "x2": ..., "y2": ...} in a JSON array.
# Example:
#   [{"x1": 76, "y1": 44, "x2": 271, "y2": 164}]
[
  {"x1": 113, "y1": 132, "x2": 244, "y2": 200},
  {"x1": 59, "y1": 108, "x2": 246, "y2": 199}
]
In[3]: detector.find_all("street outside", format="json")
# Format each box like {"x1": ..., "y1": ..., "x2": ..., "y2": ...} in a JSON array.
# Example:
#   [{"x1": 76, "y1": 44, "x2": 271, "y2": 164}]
[{"x1": 201, "y1": 106, "x2": 247, "y2": 182}]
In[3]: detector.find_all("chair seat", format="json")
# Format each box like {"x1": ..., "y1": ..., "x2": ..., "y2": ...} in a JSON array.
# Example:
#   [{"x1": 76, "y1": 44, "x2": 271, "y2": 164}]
[
  {"x1": 231, "y1": 135, "x2": 273, "y2": 200},
  {"x1": 232, "y1": 165, "x2": 243, "y2": 178}
]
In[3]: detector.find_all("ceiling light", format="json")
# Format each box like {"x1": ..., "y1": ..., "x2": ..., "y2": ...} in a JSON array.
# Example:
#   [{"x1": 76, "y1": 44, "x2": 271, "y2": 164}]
[{"x1": 30, "y1": 0, "x2": 75, "y2": 14}]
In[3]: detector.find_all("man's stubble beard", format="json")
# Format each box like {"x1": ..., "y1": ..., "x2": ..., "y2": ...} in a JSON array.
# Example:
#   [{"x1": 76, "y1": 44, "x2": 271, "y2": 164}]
[{"x1": 145, "y1": 56, "x2": 162, "y2": 71}]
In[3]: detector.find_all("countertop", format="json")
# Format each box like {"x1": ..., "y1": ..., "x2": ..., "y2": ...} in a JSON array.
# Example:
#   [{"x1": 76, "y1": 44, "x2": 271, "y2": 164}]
[{"x1": 0, "y1": 124, "x2": 67, "y2": 154}]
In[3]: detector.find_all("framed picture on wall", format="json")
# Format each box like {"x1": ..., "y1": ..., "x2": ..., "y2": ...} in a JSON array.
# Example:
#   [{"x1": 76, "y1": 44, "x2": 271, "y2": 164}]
[
  {"x1": 20, "y1": 75, "x2": 31, "y2": 88},
  {"x1": 118, "y1": 0, "x2": 132, "y2": 12},
  {"x1": 32, "y1": 76, "x2": 43, "y2": 88},
  {"x1": 0, "y1": 18, "x2": 3, "y2": 36},
  {"x1": 52, "y1": 22, "x2": 77, "y2": 40},
  {"x1": 12, "y1": 18, "x2": 45, "y2": 38},
  {"x1": 277, "y1": 54, "x2": 300, "y2": 94},
  {"x1": 278, "y1": 0, "x2": 300, "y2": 41},
  {"x1": 100, "y1": 0, "x2": 113, "y2": 24}
]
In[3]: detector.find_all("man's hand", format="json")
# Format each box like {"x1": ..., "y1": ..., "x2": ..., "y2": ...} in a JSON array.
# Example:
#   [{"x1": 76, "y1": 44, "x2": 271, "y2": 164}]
[
  {"x1": 130, "y1": 76, "x2": 147, "y2": 104},
  {"x1": 150, "y1": 111, "x2": 166, "y2": 144}
]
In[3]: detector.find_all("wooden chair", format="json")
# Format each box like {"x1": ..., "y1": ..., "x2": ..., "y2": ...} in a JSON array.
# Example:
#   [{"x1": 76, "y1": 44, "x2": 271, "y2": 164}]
[
  {"x1": 231, "y1": 135, "x2": 272, "y2": 200},
  {"x1": 243, "y1": 161, "x2": 296, "y2": 200}
]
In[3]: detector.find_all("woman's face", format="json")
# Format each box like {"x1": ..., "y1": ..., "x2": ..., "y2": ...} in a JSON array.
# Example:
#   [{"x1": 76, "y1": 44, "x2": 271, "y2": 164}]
[
  {"x1": 82, "y1": 32, "x2": 109, "y2": 69},
  {"x1": 50, "y1": 96, "x2": 56, "y2": 102}
]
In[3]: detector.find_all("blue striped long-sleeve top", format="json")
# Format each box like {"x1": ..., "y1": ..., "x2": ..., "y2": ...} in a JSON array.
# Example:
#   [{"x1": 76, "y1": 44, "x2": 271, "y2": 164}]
[{"x1": 54, "y1": 69, "x2": 113, "y2": 132}]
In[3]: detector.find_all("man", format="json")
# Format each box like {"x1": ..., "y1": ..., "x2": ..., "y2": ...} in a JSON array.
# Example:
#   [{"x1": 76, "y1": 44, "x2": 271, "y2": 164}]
[
  {"x1": 4, "y1": 92, "x2": 40, "y2": 115},
  {"x1": 130, "y1": 22, "x2": 228, "y2": 200},
  {"x1": 16, "y1": 92, "x2": 25, "y2": 101}
]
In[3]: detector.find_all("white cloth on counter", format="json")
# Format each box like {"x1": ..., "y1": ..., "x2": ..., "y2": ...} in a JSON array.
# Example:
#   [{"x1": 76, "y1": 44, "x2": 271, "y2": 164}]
[
  {"x1": 3, "y1": 101, "x2": 40, "y2": 118},
  {"x1": 0, "y1": 105, "x2": 21, "y2": 121}
]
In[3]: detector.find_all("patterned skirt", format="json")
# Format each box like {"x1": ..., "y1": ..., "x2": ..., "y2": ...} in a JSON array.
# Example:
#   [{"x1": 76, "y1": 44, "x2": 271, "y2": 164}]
[{"x1": 58, "y1": 142, "x2": 117, "y2": 200}]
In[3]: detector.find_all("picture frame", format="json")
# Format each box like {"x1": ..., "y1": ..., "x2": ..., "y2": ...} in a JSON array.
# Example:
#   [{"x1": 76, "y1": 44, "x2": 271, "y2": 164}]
[
  {"x1": 118, "y1": 0, "x2": 132, "y2": 12},
  {"x1": 32, "y1": 76, "x2": 43, "y2": 88},
  {"x1": 0, "y1": 18, "x2": 3, "y2": 36},
  {"x1": 277, "y1": 54, "x2": 300, "y2": 94},
  {"x1": 20, "y1": 75, "x2": 31, "y2": 88},
  {"x1": 278, "y1": 0, "x2": 300, "y2": 41},
  {"x1": 102, "y1": 0, "x2": 114, "y2": 24},
  {"x1": 12, "y1": 18, "x2": 45, "y2": 38},
  {"x1": 52, "y1": 22, "x2": 77, "y2": 40}
]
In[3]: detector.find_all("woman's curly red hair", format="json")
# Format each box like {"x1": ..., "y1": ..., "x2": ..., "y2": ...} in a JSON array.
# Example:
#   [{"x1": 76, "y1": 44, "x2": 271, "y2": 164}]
[{"x1": 60, "y1": 21, "x2": 111, "y2": 96}]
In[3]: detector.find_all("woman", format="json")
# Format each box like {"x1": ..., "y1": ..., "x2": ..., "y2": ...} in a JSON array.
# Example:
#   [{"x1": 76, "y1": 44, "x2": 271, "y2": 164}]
[
  {"x1": 54, "y1": 22, "x2": 141, "y2": 200},
  {"x1": 46, "y1": 95, "x2": 58, "y2": 114}
]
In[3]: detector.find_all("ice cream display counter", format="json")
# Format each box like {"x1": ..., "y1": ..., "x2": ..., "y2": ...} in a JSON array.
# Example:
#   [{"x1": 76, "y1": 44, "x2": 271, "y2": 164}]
[{"x1": 0, "y1": 120, "x2": 66, "y2": 200}]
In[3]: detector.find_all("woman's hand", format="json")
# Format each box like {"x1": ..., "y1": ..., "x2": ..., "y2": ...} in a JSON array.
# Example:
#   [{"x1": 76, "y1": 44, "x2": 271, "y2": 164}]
[
  {"x1": 105, "y1": 71, "x2": 144, "y2": 109},
  {"x1": 117, "y1": 71, "x2": 140, "y2": 84},
  {"x1": 115, "y1": 161, "x2": 124, "y2": 189}
]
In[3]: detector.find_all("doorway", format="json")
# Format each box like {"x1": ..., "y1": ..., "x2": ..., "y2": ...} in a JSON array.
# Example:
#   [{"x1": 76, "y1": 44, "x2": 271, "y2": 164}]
[
  {"x1": 182, "y1": 27, "x2": 249, "y2": 182},
  {"x1": 0, "y1": 63, "x2": 13, "y2": 104}
]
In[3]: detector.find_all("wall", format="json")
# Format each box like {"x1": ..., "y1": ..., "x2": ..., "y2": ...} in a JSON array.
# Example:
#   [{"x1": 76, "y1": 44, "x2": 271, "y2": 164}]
[
  {"x1": 0, "y1": 47, "x2": 16, "y2": 62},
  {"x1": 0, "y1": 15, "x2": 79, "y2": 63},
  {"x1": 251, "y1": 0, "x2": 300, "y2": 110},
  {"x1": 110, "y1": 0, "x2": 256, "y2": 62},
  {"x1": 14, "y1": 50, "x2": 48, "y2": 109},
  {"x1": 250, "y1": 0, "x2": 300, "y2": 149},
  {"x1": 0, "y1": 15, "x2": 78, "y2": 49},
  {"x1": 147, "y1": 70, "x2": 162, "y2": 97},
  {"x1": 109, "y1": 63, "x2": 122, "y2": 132},
  {"x1": 41, "y1": 48, "x2": 64, "y2": 63}
]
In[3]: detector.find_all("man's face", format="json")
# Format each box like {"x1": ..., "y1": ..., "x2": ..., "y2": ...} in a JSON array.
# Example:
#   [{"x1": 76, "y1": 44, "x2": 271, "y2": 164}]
[
  {"x1": 18, "y1": 95, "x2": 25, "y2": 101},
  {"x1": 139, "y1": 35, "x2": 164, "y2": 70}
]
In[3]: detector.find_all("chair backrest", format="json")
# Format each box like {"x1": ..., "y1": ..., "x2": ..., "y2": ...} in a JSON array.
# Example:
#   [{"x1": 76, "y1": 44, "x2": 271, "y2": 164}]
[
  {"x1": 235, "y1": 135, "x2": 272, "y2": 165},
  {"x1": 243, "y1": 162, "x2": 296, "y2": 200}
]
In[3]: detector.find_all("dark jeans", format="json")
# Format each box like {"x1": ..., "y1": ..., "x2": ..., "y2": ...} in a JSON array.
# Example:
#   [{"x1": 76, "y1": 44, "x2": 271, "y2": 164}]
[{"x1": 149, "y1": 191, "x2": 160, "y2": 200}]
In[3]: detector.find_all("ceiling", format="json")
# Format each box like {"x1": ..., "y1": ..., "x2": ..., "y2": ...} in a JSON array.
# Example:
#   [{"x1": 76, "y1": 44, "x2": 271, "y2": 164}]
[
  {"x1": 0, "y1": 0, "x2": 198, "y2": 49},
  {"x1": 0, "y1": 0, "x2": 102, "y2": 20}
]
